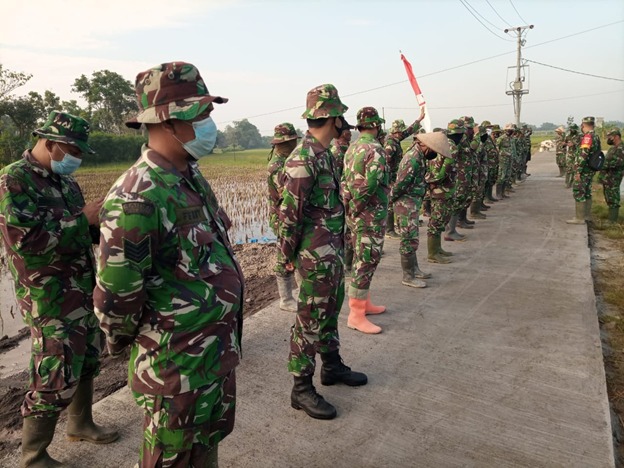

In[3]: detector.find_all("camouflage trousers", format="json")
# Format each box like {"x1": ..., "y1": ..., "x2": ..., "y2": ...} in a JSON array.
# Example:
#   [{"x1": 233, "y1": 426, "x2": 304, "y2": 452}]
[
  {"x1": 133, "y1": 370, "x2": 235, "y2": 468},
  {"x1": 487, "y1": 164, "x2": 498, "y2": 187},
  {"x1": 349, "y1": 227, "x2": 385, "y2": 299},
  {"x1": 22, "y1": 313, "x2": 103, "y2": 418},
  {"x1": 565, "y1": 153, "x2": 576, "y2": 174},
  {"x1": 273, "y1": 243, "x2": 293, "y2": 278},
  {"x1": 600, "y1": 170, "x2": 624, "y2": 208},
  {"x1": 395, "y1": 197, "x2": 422, "y2": 255},
  {"x1": 556, "y1": 152, "x2": 566, "y2": 169},
  {"x1": 573, "y1": 168, "x2": 594, "y2": 202},
  {"x1": 497, "y1": 155, "x2": 512, "y2": 185},
  {"x1": 428, "y1": 198, "x2": 452, "y2": 236},
  {"x1": 288, "y1": 244, "x2": 343, "y2": 377}
]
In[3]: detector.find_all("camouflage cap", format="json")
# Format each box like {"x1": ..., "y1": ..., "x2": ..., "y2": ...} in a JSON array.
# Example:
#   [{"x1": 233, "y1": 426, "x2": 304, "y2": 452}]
[
  {"x1": 390, "y1": 119, "x2": 406, "y2": 134},
  {"x1": 461, "y1": 116, "x2": 476, "y2": 128},
  {"x1": 416, "y1": 132, "x2": 452, "y2": 159},
  {"x1": 301, "y1": 84, "x2": 348, "y2": 119},
  {"x1": 33, "y1": 111, "x2": 95, "y2": 154},
  {"x1": 582, "y1": 116, "x2": 595, "y2": 125},
  {"x1": 607, "y1": 128, "x2": 621, "y2": 137},
  {"x1": 491, "y1": 124, "x2": 501, "y2": 131},
  {"x1": 271, "y1": 122, "x2": 299, "y2": 145},
  {"x1": 555, "y1": 126, "x2": 565, "y2": 134},
  {"x1": 432, "y1": 127, "x2": 445, "y2": 133},
  {"x1": 356, "y1": 106, "x2": 385, "y2": 129},
  {"x1": 125, "y1": 62, "x2": 227, "y2": 129},
  {"x1": 569, "y1": 123, "x2": 579, "y2": 132},
  {"x1": 480, "y1": 120, "x2": 492, "y2": 128},
  {"x1": 447, "y1": 119, "x2": 465, "y2": 135},
  {"x1": 504, "y1": 123, "x2": 517, "y2": 131}
]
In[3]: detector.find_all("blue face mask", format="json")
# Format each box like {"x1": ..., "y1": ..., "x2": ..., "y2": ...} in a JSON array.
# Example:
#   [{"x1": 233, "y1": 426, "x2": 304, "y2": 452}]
[
  {"x1": 50, "y1": 145, "x2": 82, "y2": 175},
  {"x1": 182, "y1": 116, "x2": 218, "y2": 160}
]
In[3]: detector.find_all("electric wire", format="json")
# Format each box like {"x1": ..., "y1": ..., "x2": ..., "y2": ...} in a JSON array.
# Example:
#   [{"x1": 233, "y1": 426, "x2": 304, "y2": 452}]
[
  {"x1": 485, "y1": 0, "x2": 513, "y2": 28},
  {"x1": 462, "y1": 0, "x2": 506, "y2": 30},
  {"x1": 458, "y1": 0, "x2": 514, "y2": 41},
  {"x1": 509, "y1": 0, "x2": 529, "y2": 24},
  {"x1": 525, "y1": 59, "x2": 624, "y2": 82}
]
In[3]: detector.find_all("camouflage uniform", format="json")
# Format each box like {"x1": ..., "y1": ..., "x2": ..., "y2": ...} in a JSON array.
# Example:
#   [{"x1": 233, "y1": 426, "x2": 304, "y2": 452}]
[
  {"x1": 565, "y1": 125, "x2": 581, "y2": 188},
  {"x1": 427, "y1": 130, "x2": 458, "y2": 237},
  {"x1": 93, "y1": 62, "x2": 242, "y2": 467},
  {"x1": 342, "y1": 108, "x2": 389, "y2": 299},
  {"x1": 554, "y1": 128, "x2": 567, "y2": 175},
  {"x1": 278, "y1": 84, "x2": 348, "y2": 377},
  {"x1": 599, "y1": 129, "x2": 624, "y2": 211},
  {"x1": 331, "y1": 130, "x2": 354, "y2": 270},
  {"x1": 0, "y1": 112, "x2": 103, "y2": 419},
  {"x1": 497, "y1": 125, "x2": 515, "y2": 190},
  {"x1": 267, "y1": 123, "x2": 299, "y2": 278},
  {"x1": 453, "y1": 122, "x2": 474, "y2": 214},
  {"x1": 573, "y1": 121, "x2": 600, "y2": 202},
  {"x1": 391, "y1": 140, "x2": 426, "y2": 255}
]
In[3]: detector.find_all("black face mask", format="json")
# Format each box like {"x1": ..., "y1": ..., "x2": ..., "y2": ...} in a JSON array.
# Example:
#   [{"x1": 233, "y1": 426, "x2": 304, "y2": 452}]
[
  {"x1": 607, "y1": 138, "x2": 615, "y2": 145},
  {"x1": 480, "y1": 133, "x2": 488, "y2": 142},
  {"x1": 448, "y1": 133, "x2": 463, "y2": 145},
  {"x1": 505, "y1": 130, "x2": 514, "y2": 136},
  {"x1": 425, "y1": 149, "x2": 438, "y2": 160},
  {"x1": 334, "y1": 117, "x2": 349, "y2": 138}
]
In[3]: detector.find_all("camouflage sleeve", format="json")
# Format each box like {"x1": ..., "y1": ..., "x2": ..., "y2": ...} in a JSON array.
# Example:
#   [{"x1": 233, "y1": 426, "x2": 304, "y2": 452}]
[
  {"x1": 401, "y1": 120, "x2": 421, "y2": 140},
  {"x1": 278, "y1": 151, "x2": 316, "y2": 262},
  {"x1": 94, "y1": 193, "x2": 160, "y2": 354},
  {"x1": 0, "y1": 173, "x2": 91, "y2": 257},
  {"x1": 350, "y1": 147, "x2": 385, "y2": 216},
  {"x1": 391, "y1": 152, "x2": 414, "y2": 201}
]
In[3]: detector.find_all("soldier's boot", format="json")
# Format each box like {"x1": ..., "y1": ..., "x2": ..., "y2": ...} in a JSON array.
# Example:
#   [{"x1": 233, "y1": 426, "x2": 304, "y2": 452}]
[
  {"x1": 566, "y1": 201, "x2": 587, "y2": 225},
  {"x1": 400, "y1": 253, "x2": 427, "y2": 288},
  {"x1": 444, "y1": 215, "x2": 466, "y2": 242},
  {"x1": 21, "y1": 415, "x2": 64, "y2": 468},
  {"x1": 495, "y1": 183, "x2": 504, "y2": 200},
  {"x1": 413, "y1": 254, "x2": 431, "y2": 279},
  {"x1": 276, "y1": 275, "x2": 298, "y2": 312},
  {"x1": 585, "y1": 198, "x2": 593, "y2": 222},
  {"x1": 365, "y1": 293, "x2": 386, "y2": 315},
  {"x1": 347, "y1": 298, "x2": 382, "y2": 334},
  {"x1": 320, "y1": 350, "x2": 367, "y2": 386},
  {"x1": 486, "y1": 184, "x2": 498, "y2": 202},
  {"x1": 506, "y1": 182, "x2": 515, "y2": 193},
  {"x1": 294, "y1": 270, "x2": 303, "y2": 289},
  {"x1": 344, "y1": 242, "x2": 354, "y2": 275},
  {"x1": 457, "y1": 209, "x2": 474, "y2": 229},
  {"x1": 385, "y1": 210, "x2": 399, "y2": 239},
  {"x1": 557, "y1": 166, "x2": 565, "y2": 177},
  {"x1": 470, "y1": 202, "x2": 486, "y2": 220},
  {"x1": 427, "y1": 235, "x2": 452, "y2": 264},
  {"x1": 66, "y1": 377, "x2": 119, "y2": 444},
  {"x1": 291, "y1": 375, "x2": 337, "y2": 420},
  {"x1": 608, "y1": 206, "x2": 619, "y2": 223},
  {"x1": 480, "y1": 198, "x2": 490, "y2": 210},
  {"x1": 462, "y1": 207, "x2": 476, "y2": 225}
]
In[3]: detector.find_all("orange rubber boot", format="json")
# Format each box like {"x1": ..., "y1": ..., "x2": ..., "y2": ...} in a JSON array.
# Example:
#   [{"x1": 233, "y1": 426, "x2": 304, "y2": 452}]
[
  {"x1": 347, "y1": 298, "x2": 382, "y2": 334},
  {"x1": 365, "y1": 293, "x2": 386, "y2": 315}
]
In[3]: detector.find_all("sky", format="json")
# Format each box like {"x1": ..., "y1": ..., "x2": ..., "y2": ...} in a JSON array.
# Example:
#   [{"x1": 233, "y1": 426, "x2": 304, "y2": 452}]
[{"x1": 1, "y1": 0, "x2": 623, "y2": 136}]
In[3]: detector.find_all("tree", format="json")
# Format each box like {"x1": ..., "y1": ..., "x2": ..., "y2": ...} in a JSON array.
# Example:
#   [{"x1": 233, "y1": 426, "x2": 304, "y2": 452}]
[
  {"x1": 216, "y1": 129, "x2": 227, "y2": 149},
  {"x1": 223, "y1": 119, "x2": 266, "y2": 149},
  {"x1": 0, "y1": 64, "x2": 32, "y2": 101},
  {"x1": 537, "y1": 122, "x2": 557, "y2": 131},
  {"x1": 72, "y1": 70, "x2": 137, "y2": 134},
  {"x1": 3, "y1": 92, "x2": 45, "y2": 138},
  {"x1": 62, "y1": 99, "x2": 88, "y2": 119}
]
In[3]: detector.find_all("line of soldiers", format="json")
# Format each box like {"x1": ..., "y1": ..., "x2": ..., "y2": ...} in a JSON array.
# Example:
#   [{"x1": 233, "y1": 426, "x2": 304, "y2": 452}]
[
  {"x1": 555, "y1": 118, "x2": 623, "y2": 224},
  {"x1": 267, "y1": 83, "x2": 537, "y2": 421}
]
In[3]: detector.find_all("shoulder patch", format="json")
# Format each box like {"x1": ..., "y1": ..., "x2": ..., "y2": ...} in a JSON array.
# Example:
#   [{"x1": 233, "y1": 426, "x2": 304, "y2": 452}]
[
  {"x1": 123, "y1": 202, "x2": 155, "y2": 216},
  {"x1": 123, "y1": 237, "x2": 151, "y2": 265}
]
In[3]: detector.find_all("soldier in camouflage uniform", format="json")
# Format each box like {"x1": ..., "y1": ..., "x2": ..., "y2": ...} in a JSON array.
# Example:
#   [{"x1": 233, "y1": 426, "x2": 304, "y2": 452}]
[
  {"x1": 455, "y1": 116, "x2": 478, "y2": 228},
  {"x1": 565, "y1": 124, "x2": 581, "y2": 189},
  {"x1": 383, "y1": 109, "x2": 425, "y2": 238},
  {"x1": 427, "y1": 125, "x2": 459, "y2": 263},
  {"x1": 330, "y1": 126, "x2": 354, "y2": 272},
  {"x1": 522, "y1": 125, "x2": 533, "y2": 177},
  {"x1": 496, "y1": 124, "x2": 516, "y2": 198},
  {"x1": 469, "y1": 121, "x2": 493, "y2": 218},
  {"x1": 554, "y1": 126, "x2": 567, "y2": 177},
  {"x1": 93, "y1": 62, "x2": 242, "y2": 467},
  {"x1": 0, "y1": 111, "x2": 119, "y2": 467},
  {"x1": 267, "y1": 123, "x2": 300, "y2": 312},
  {"x1": 484, "y1": 123, "x2": 501, "y2": 202},
  {"x1": 342, "y1": 107, "x2": 389, "y2": 334},
  {"x1": 392, "y1": 132, "x2": 450, "y2": 287},
  {"x1": 567, "y1": 116, "x2": 601, "y2": 225},
  {"x1": 278, "y1": 84, "x2": 367, "y2": 421},
  {"x1": 599, "y1": 128, "x2": 623, "y2": 222}
]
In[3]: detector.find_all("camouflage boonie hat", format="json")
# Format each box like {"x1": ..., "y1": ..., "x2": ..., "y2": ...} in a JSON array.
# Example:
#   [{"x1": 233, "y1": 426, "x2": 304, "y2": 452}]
[
  {"x1": 461, "y1": 116, "x2": 475, "y2": 128},
  {"x1": 33, "y1": 111, "x2": 95, "y2": 154},
  {"x1": 432, "y1": 127, "x2": 445, "y2": 133},
  {"x1": 125, "y1": 62, "x2": 227, "y2": 129},
  {"x1": 504, "y1": 123, "x2": 517, "y2": 131},
  {"x1": 447, "y1": 119, "x2": 465, "y2": 135},
  {"x1": 356, "y1": 107, "x2": 385, "y2": 129},
  {"x1": 301, "y1": 84, "x2": 348, "y2": 119},
  {"x1": 491, "y1": 124, "x2": 501, "y2": 131},
  {"x1": 271, "y1": 122, "x2": 299, "y2": 145},
  {"x1": 582, "y1": 116, "x2": 595, "y2": 125},
  {"x1": 569, "y1": 123, "x2": 579, "y2": 132},
  {"x1": 390, "y1": 119, "x2": 406, "y2": 134},
  {"x1": 607, "y1": 128, "x2": 621, "y2": 137},
  {"x1": 555, "y1": 126, "x2": 565, "y2": 134},
  {"x1": 480, "y1": 120, "x2": 492, "y2": 128}
]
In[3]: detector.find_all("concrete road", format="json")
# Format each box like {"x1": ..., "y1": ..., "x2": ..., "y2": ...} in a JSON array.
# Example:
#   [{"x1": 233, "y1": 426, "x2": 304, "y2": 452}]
[{"x1": 2, "y1": 150, "x2": 614, "y2": 467}]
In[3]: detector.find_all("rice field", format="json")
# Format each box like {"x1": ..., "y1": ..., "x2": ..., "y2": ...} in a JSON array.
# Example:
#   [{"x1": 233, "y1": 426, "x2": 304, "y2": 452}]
[{"x1": 75, "y1": 148, "x2": 274, "y2": 244}]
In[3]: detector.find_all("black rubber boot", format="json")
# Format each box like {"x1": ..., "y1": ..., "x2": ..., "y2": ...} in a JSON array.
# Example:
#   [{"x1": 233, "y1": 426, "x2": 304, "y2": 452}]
[
  {"x1": 495, "y1": 183, "x2": 504, "y2": 200},
  {"x1": 320, "y1": 350, "x2": 368, "y2": 386},
  {"x1": 423, "y1": 199, "x2": 431, "y2": 217},
  {"x1": 291, "y1": 375, "x2": 337, "y2": 420},
  {"x1": 487, "y1": 184, "x2": 499, "y2": 202},
  {"x1": 400, "y1": 253, "x2": 427, "y2": 288},
  {"x1": 457, "y1": 209, "x2": 474, "y2": 229},
  {"x1": 21, "y1": 415, "x2": 64, "y2": 467}
]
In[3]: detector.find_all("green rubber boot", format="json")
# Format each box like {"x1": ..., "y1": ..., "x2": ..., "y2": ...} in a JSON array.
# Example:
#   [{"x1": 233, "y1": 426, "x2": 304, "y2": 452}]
[
  {"x1": 608, "y1": 206, "x2": 619, "y2": 223},
  {"x1": 428, "y1": 235, "x2": 451, "y2": 264},
  {"x1": 566, "y1": 201, "x2": 586, "y2": 225}
]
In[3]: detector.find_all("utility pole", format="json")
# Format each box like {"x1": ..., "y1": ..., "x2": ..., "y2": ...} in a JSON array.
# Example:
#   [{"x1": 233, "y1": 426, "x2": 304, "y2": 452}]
[{"x1": 505, "y1": 25, "x2": 534, "y2": 126}]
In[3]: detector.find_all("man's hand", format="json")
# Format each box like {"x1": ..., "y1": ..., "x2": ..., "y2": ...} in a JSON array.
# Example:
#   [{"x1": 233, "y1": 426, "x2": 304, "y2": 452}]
[
  {"x1": 417, "y1": 107, "x2": 426, "y2": 122},
  {"x1": 284, "y1": 262, "x2": 295, "y2": 272},
  {"x1": 82, "y1": 198, "x2": 104, "y2": 225}
]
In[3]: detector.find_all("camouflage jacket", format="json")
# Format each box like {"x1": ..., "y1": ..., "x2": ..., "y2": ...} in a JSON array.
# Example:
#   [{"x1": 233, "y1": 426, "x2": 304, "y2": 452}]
[
  {"x1": 426, "y1": 139, "x2": 457, "y2": 200},
  {"x1": 384, "y1": 121, "x2": 421, "y2": 181},
  {"x1": 278, "y1": 132, "x2": 344, "y2": 264},
  {"x1": 94, "y1": 145, "x2": 244, "y2": 396},
  {"x1": 0, "y1": 150, "x2": 96, "y2": 325},
  {"x1": 497, "y1": 134, "x2": 513, "y2": 160},
  {"x1": 267, "y1": 149, "x2": 288, "y2": 235},
  {"x1": 484, "y1": 137, "x2": 499, "y2": 169},
  {"x1": 555, "y1": 134, "x2": 567, "y2": 155},
  {"x1": 454, "y1": 137, "x2": 475, "y2": 192},
  {"x1": 390, "y1": 141, "x2": 427, "y2": 203},
  {"x1": 342, "y1": 133, "x2": 389, "y2": 233},
  {"x1": 566, "y1": 133, "x2": 581, "y2": 162},
  {"x1": 578, "y1": 130, "x2": 602, "y2": 170},
  {"x1": 603, "y1": 142, "x2": 624, "y2": 172},
  {"x1": 330, "y1": 140, "x2": 349, "y2": 181}
]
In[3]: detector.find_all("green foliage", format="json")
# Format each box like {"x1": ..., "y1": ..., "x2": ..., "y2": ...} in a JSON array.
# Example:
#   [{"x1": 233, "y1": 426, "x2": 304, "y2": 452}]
[
  {"x1": 221, "y1": 119, "x2": 268, "y2": 149},
  {"x1": 0, "y1": 64, "x2": 32, "y2": 100},
  {"x1": 82, "y1": 132, "x2": 146, "y2": 166}
]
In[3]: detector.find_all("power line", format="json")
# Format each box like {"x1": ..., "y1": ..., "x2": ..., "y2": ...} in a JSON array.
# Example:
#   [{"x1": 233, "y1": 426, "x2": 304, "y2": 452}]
[
  {"x1": 463, "y1": 0, "x2": 507, "y2": 30},
  {"x1": 458, "y1": 0, "x2": 514, "y2": 41},
  {"x1": 525, "y1": 19, "x2": 624, "y2": 50},
  {"x1": 509, "y1": 0, "x2": 529, "y2": 24},
  {"x1": 525, "y1": 59, "x2": 624, "y2": 82},
  {"x1": 485, "y1": 0, "x2": 513, "y2": 28}
]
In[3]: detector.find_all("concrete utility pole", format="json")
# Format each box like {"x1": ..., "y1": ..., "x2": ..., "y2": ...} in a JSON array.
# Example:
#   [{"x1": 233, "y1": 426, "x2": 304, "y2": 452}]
[{"x1": 505, "y1": 25, "x2": 534, "y2": 126}]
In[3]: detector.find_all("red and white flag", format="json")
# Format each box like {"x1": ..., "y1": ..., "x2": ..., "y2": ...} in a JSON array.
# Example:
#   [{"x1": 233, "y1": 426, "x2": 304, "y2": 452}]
[{"x1": 400, "y1": 53, "x2": 432, "y2": 132}]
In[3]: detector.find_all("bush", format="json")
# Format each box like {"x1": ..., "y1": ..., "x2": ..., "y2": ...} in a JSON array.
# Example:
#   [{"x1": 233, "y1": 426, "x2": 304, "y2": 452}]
[{"x1": 84, "y1": 132, "x2": 146, "y2": 166}]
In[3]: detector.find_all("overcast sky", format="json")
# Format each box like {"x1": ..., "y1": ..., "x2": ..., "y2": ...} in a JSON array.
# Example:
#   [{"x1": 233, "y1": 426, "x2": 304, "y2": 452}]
[{"x1": 1, "y1": 0, "x2": 623, "y2": 135}]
